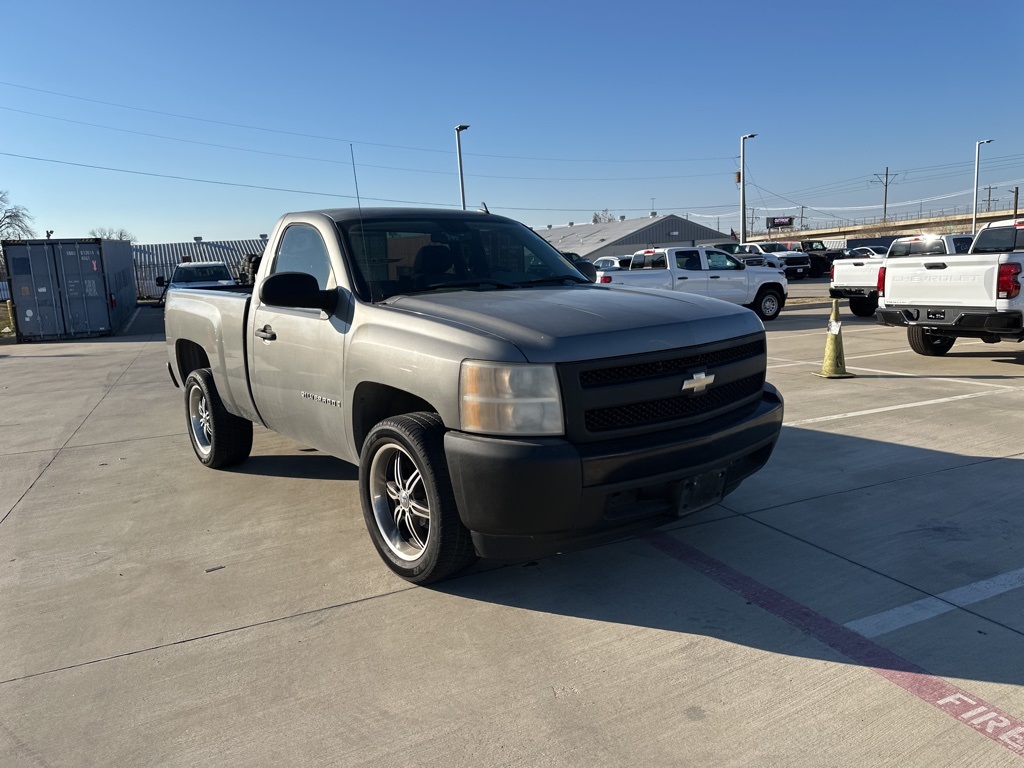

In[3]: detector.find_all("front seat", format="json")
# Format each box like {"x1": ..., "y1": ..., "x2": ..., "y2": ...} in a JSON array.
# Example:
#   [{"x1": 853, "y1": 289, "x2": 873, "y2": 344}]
[{"x1": 413, "y1": 244, "x2": 454, "y2": 287}]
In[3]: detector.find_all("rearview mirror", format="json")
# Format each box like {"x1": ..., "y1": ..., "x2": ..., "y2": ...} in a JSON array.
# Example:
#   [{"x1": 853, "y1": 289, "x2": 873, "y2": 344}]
[{"x1": 260, "y1": 271, "x2": 338, "y2": 314}]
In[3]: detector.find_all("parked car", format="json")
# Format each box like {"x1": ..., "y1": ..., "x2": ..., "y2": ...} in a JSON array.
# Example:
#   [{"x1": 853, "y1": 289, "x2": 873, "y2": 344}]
[
  {"x1": 163, "y1": 207, "x2": 784, "y2": 584},
  {"x1": 830, "y1": 234, "x2": 975, "y2": 318},
  {"x1": 157, "y1": 261, "x2": 236, "y2": 292},
  {"x1": 593, "y1": 255, "x2": 632, "y2": 271},
  {"x1": 708, "y1": 242, "x2": 779, "y2": 269},
  {"x1": 740, "y1": 243, "x2": 811, "y2": 280},
  {"x1": 596, "y1": 246, "x2": 788, "y2": 320},
  {"x1": 776, "y1": 240, "x2": 843, "y2": 277},
  {"x1": 876, "y1": 221, "x2": 1024, "y2": 356}
]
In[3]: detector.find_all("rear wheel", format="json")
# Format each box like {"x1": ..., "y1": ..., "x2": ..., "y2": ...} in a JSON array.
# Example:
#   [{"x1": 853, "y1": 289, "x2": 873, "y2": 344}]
[
  {"x1": 752, "y1": 288, "x2": 783, "y2": 321},
  {"x1": 907, "y1": 326, "x2": 955, "y2": 356},
  {"x1": 848, "y1": 296, "x2": 878, "y2": 317},
  {"x1": 359, "y1": 413, "x2": 477, "y2": 584},
  {"x1": 184, "y1": 368, "x2": 253, "y2": 468}
]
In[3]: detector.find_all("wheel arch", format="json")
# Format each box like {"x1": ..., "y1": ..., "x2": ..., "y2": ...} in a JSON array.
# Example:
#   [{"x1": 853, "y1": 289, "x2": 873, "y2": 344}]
[{"x1": 352, "y1": 382, "x2": 439, "y2": 455}]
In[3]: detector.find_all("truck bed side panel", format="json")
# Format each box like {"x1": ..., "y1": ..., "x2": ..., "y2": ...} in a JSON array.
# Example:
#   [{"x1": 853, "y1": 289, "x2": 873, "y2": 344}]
[{"x1": 164, "y1": 289, "x2": 260, "y2": 423}]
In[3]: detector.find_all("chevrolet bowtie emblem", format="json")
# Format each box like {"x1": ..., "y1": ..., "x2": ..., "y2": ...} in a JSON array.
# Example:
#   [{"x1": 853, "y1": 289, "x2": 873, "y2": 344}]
[{"x1": 681, "y1": 371, "x2": 714, "y2": 395}]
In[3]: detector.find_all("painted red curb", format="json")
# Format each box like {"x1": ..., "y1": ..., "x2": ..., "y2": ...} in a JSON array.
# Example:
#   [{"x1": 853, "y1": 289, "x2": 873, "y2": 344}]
[{"x1": 644, "y1": 532, "x2": 1024, "y2": 757}]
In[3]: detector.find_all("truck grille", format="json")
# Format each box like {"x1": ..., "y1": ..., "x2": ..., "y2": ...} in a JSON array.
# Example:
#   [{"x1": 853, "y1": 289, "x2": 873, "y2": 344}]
[
  {"x1": 585, "y1": 373, "x2": 764, "y2": 432},
  {"x1": 558, "y1": 334, "x2": 767, "y2": 442}
]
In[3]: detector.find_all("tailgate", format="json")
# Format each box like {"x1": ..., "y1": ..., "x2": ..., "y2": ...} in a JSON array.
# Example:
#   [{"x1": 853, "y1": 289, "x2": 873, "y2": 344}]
[
  {"x1": 832, "y1": 260, "x2": 880, "y2": 289},
  {"x1": 883, "y1": 255, "x2": 997, "y2": 307}
]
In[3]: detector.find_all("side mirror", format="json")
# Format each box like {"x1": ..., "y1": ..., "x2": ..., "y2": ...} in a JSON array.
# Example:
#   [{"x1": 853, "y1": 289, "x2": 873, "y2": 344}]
[
  {"x1": 260, "y1": 271, "x2": 338, "y2": 314},
  {"x1": 575, "y1": 261, "x2": 598, "y2": 283},
  {"x1": 155, "y1": 276, "x2": 166, "y2": 287}
]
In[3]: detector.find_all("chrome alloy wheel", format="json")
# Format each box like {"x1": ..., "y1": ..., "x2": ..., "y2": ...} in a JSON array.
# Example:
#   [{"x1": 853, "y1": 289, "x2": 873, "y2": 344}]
[
  {"x1": 188, "y1": 385, "x2": 213, "y2": 457},
  {"x1": 369, "y1": 442, "x2": 431, "y2": 561},
  {"x1": 761, "y1": 293, "x2": 779, "y2": 317}
]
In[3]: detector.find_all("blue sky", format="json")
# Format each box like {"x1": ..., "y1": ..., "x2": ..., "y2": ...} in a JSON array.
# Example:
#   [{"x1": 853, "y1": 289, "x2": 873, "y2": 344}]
[{"x1": 2, "y1": 0, "x2": 1021, "y2": 243}]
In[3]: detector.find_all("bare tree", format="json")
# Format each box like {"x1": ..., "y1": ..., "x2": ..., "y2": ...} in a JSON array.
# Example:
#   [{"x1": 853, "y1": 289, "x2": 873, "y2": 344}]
[
  {"x1": 0, "y1": 190, "x2": 37, "y2": 239},
  {"x1": 89, "y1": 227, "x2": 136, "y2": 242},
  {"x1": 591, "y1": 209, "x2": 616, "y2": 224}
]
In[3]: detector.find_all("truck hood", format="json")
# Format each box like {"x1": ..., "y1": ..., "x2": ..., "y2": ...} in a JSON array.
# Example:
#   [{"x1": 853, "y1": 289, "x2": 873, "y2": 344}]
[{"x1": 384, "y1": 285, "x2": 765, "y2": 363}]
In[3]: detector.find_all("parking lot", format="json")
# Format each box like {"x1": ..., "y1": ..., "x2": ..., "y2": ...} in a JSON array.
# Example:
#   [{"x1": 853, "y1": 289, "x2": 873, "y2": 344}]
[{"x1": 3, "y1": 282, "x2": 1024, "y2": 767}]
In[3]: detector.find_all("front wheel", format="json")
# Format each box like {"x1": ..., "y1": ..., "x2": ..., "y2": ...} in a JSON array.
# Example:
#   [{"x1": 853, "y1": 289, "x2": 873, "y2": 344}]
[
  {"x1": 907, "y1": 326, "x2": 955, "y2": 356},
  {"x1": 751, "y1": 288, "x2": 783, "y2": 321},
  {"x1": 359, "y1": 413, "x2": 477, "y2": 584},
  {"x1": 184, "y1": 368, "x2": 253, "y2": 468},
  {"x1": 848, "y1": 296, "x2": 878, "y2": 317}
]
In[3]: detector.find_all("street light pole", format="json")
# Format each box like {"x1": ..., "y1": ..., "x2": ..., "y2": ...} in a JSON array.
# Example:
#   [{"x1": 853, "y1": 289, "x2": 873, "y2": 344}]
[
  {"x1": 455, "y1": 124, "x2": 470, "y2": 210},
  {"x1": 740, "y1": 134, "x2": 757, "y2": 243},
  {"x1": 973, "y1": 138, "x2": 993, "y2": 234}
]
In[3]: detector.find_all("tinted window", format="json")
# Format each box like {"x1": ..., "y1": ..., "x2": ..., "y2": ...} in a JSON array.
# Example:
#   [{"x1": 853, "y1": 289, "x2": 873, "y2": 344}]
[
  {"x1": 972, "y1": 227, "x2": 1024, "y2": 254},
  {"x1": 172, "y1": 264, "x2": 232, "y2": 283},
  {"x1": 275, "y1": 225, "x2": 334, "y2": 289},
  {"x1": 675, "y1": 250, "x2": 702, "y2": 270},
  {"x1": 952, "y1": 237, "x2": 973, "y2": 254}
]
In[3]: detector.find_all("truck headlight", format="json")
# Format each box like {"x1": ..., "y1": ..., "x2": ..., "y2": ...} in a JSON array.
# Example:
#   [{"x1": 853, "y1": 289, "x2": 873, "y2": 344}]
[{"x1": 459, "y1": 361, "x2": 563, "y2": 436}]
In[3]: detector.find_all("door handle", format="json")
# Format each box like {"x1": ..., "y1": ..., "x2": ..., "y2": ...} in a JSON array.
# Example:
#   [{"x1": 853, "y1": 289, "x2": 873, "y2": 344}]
[
  {"x1": 255, "y1": 324, "x2": 277, "y2": 341},
  {"x1": 924, "y1": 263, "x2": 948, "y2": 270},
  {"x1": 709, "y1": 275, "x2": 721, "y2": 279},
  {"x1": 677, "y1": 276, "x2": 688, "y2": 280}
]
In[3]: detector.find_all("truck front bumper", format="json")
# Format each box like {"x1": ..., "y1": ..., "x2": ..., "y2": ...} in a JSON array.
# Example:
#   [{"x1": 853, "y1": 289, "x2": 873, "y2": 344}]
[{"x1": 444, "y1": 385, "x2": 783, "y2": 560}]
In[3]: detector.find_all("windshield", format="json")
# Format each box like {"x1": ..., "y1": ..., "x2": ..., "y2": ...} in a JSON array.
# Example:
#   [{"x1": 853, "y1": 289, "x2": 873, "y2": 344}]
[
  {"x1": 803, "y1": 241, "x2": 826, "y2": 250},
  {"x1": 171, "y1": 264, "x2": 232, "y2": 283},
  {"x1": 338, "y1": 215, "x2": 585, "y2": 301}
]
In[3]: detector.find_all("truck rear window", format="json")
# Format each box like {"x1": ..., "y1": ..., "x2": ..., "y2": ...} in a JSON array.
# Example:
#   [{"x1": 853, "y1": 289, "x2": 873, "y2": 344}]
[{"x1": 972, "y1": 227, "x2": 1024, "y2": 254}]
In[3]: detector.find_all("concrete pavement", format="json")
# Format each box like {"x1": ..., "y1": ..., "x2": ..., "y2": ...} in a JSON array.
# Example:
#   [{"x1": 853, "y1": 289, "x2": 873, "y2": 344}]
[{"x1": 2, "y1": 299, "x2": 1024, "y2": 766}]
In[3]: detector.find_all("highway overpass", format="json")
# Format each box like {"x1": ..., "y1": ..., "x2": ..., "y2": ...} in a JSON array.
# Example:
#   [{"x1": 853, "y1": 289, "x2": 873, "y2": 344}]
[{"x1": 751, "y1": 207, "x2": 1021, "y2": 243}]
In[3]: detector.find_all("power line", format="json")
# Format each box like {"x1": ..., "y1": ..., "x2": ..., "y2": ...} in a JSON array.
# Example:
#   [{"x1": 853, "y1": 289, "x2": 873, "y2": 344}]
[{"x1": 0, "y1": 80, "x2": 735, "y2": 165}]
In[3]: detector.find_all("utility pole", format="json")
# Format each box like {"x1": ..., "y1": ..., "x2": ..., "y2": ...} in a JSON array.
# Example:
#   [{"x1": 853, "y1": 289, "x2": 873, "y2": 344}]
[
  {"x1": 799, "y1": 205, "x2": 805, "y2": 229},
  {"x1": 984, "y1": 185, "x2": 995, "y2": 212},
  {"x1": 1014, "y1": 187, "x2": 1019, "y2": 219},
  {"x1": 872, "y1": 166, "x2": 892, "y2": 222}
]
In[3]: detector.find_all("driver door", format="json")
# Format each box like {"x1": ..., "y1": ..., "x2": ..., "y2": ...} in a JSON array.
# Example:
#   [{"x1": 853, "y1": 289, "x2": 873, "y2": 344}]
[{"x1": 250, "y1": 224, "x2": 349, "y2": 456}]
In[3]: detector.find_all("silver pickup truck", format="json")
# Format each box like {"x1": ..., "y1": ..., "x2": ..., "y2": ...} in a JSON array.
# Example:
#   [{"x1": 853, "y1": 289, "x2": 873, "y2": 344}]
[{"x1": 164, "y1": 208, "x2": 784, "y2": 583}]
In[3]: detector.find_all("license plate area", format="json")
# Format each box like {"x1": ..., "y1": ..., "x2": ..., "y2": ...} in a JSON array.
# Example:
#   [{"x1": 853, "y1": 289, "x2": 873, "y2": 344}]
[{"x1": 674, "y1": 469, "x2": 727, "y2": 516}]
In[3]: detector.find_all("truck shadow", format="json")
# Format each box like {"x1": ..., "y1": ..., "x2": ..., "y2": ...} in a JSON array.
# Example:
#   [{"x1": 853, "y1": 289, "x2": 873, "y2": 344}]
[
  {"x1": 438, "y1": 426, "x2": 1024, "y2": 687},
  {"x1": 229, "y1": 453, "x2": 358, "y2": 481}
]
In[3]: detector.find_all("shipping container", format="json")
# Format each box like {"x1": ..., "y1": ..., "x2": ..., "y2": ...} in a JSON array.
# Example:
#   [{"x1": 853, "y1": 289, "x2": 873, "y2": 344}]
[{"x1": 2, "y1": 238, "x2": 137, "y2": 341}]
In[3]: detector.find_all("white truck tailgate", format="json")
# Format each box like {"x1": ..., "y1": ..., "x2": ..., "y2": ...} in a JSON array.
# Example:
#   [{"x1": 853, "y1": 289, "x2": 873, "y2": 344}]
[{"x1": 883, "y1": 255, "x2": 996, "y2": 307}]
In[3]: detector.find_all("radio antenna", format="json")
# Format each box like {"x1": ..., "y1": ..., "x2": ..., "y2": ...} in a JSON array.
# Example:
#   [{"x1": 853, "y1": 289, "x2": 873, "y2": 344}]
[{"x1": 350, "y1": 144, "x2": 363, "y2": 214}]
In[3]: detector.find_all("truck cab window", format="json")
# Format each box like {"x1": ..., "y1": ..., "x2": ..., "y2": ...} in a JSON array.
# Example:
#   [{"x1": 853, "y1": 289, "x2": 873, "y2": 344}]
[
  {"x1": 676, "y1": 251, "x2": 702, "y2": 271},
  {"x1": 707, "y1": 251, "x2": 741, "y2": 270},
  {"x1": 274, "y1": 225, "x2": 334, "y2": 289}
]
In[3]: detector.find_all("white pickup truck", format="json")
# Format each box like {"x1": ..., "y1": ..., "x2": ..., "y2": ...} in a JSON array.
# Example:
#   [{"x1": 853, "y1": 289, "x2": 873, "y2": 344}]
[
  {"x1": 875, "y1": 221, "x2": 1024, "y2": 355},
  {"x1": 830, "y1": 234, "x2": 974, "y2": 317},
  {"x1": 596, "y1": 246, "x2": 788, "y2": 320}
]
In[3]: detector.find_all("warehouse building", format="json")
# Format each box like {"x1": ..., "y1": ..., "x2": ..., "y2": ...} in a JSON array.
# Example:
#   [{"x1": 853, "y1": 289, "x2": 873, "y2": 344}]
[{"x1": 536, "y1": 213, "x2": 730, "y2": 263}]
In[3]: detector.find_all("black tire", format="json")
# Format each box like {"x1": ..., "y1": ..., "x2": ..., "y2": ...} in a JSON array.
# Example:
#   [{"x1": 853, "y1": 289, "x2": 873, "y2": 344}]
[
  {"x1": 184, "y1": 368, "x2": 253, "y2": 468},
  {"x1": 359, "y1": 412, "x2": 477, "y2": 584},
  {"x1": 752, "y1": 288, "x2": 783, "y2": 321},
  {"x1": 809, "y1": 262, "x2": 824, "y2": 279},
  {"x1": 907, "y1": 326, "x2": 955, "y2": 356},
  {"x1": 848, "y1": 296, "x2": 878, "y2": 318}
]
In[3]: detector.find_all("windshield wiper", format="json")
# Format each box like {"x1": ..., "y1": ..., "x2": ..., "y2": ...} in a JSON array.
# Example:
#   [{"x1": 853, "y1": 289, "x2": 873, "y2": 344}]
[
  {"x1": 415, "y1": 278, "x2": 518, "y2": 291},
  {"x1": 518, "y1": 275, "x2": 590, "y2": 286}
]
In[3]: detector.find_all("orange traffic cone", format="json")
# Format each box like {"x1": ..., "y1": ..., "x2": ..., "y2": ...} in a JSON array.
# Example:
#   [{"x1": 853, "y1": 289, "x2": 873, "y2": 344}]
[{"x1": 813, "y1": 300, "x2": 856, "y2": 379}]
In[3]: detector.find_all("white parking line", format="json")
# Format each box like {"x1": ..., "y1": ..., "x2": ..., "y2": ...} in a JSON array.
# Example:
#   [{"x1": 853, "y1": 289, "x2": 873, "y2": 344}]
[
  {"x1": 782, "y1": 386, "x2": 1024, "y2": 427},
  {"x1": 844, "y1": 365, "x2": 1017, "y2": 389},
  {"x1": 845, "y1": 567, "x2": 1024, "y2": 638}
]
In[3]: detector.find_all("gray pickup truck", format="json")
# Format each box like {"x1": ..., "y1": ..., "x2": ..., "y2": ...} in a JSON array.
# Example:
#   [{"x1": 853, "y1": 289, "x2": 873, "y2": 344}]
[{"x1": 164, "y1": 207, "x2": 784, "y2": 583}]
